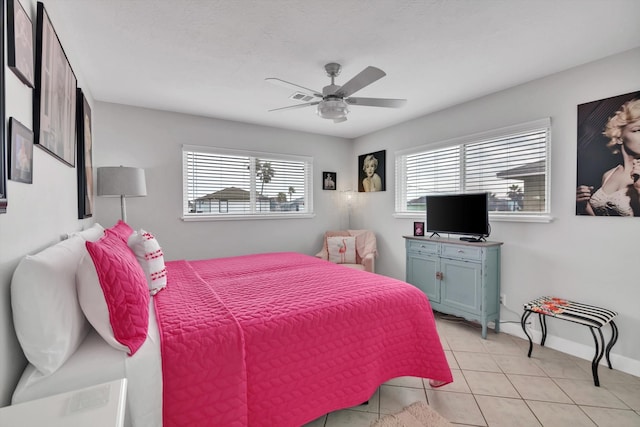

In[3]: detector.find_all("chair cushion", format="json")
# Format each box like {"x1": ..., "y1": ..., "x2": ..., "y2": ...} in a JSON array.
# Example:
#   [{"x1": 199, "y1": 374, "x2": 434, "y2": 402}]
[{"x1": 341, "y1": 263, "x2": 366, "y2": 271}]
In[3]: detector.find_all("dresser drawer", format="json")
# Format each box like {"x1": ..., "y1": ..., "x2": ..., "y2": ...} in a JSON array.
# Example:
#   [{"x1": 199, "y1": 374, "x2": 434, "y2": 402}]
[
  {"x1": 441, "y1": 243, "x2": 482, "y2": 261},
  {"x1": 406, "y1": 239, "x2": 439, "y2": 255}
]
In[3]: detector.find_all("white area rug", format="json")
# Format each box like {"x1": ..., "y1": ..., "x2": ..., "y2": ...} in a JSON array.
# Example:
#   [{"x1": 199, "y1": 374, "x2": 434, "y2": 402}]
[{"x1": 371, "y1": 402, "x2": 452, "y2": 427}]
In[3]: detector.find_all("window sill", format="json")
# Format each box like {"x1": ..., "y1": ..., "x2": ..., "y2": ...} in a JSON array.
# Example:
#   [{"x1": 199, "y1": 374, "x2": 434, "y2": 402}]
[
  {"x1": 182, "y1": 213, "x2": 316, "y2": 221},
  {"x1": 489, "y1": 213, "x2": 554, "y2": 223},
  {"x1": 393, "y1": 212, "x2": 554, "y2": 223}
]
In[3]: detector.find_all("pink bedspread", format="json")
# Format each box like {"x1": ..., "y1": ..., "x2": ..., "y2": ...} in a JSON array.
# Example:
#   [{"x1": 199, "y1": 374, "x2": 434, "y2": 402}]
[{"x1": 154, "y1": 252, "x2": 452, "y2": 427}]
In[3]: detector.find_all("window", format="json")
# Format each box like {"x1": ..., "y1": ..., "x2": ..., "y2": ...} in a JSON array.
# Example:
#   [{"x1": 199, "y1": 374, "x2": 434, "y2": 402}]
[
  {"x1": 183, "y1": 145, "x2": 313, "y2": 219},
  {"x1": 396, "y1": 118, "x2": 551, "y2": 220}
]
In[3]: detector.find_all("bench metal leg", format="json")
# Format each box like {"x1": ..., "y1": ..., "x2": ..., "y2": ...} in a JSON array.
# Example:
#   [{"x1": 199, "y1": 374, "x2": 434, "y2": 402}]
[
  {"x1": 605, "y1": 321, "x2": 618, "y2": 369},
  {"x1": 589, "y1": 326, "x2": 606, "y2": 387},
  {"x1": 521, "y1": 311, "x2": 549, "y2": 358},
  {"x1": 521, "y1": 310, "x2": 534, "y2": 357},
  {"x1": 539, "y1": 314, "x2": 548, "y2": 347}
]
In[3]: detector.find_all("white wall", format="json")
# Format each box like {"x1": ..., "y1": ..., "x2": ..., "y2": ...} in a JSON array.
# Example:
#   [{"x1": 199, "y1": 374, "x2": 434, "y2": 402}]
[
  {"x1": 0, "y1": 0, "x2": 96, "y2": 406},
  {"x1": 93, "y1": 102, "x2": 352, "y2": 261},
  {"x1": 352, "y1": 47, "x2": 640, "y2": 376}
]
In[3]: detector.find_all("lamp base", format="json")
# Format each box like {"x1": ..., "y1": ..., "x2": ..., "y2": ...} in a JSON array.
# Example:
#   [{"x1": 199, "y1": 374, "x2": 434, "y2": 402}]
[{"x1": 120, "y1": 195, "x2": 127, "y2": 223}]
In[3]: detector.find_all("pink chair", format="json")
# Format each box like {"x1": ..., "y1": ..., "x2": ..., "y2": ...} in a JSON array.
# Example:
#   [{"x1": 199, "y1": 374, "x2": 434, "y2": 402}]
[{"x1": 315, "y1": 230, "x2": 377, "y2": 273}]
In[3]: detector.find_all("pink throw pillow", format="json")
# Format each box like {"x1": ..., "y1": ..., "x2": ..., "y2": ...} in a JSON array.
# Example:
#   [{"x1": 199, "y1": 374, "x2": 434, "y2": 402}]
[
  {"x1": 109, "y1": 220, "x2": 134, "y2": 242},
  {"x1": 77, "y1": 229, "x2": 149, "y2": 355}
]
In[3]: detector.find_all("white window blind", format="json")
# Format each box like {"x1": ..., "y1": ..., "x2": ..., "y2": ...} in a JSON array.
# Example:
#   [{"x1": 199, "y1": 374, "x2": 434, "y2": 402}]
[
  {"x1": 403, "y1": 146, "x2": 460, "y2": 211},
  {"x1": 183, "y1": 145, "x2": 313, "y2": 219},
  {"x1": 396, "y1": 118, "x2": 551, "y2": 218}
]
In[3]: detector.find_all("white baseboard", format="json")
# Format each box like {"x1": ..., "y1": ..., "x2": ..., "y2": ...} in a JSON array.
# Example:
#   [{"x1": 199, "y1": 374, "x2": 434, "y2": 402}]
[{"x1": 498, "y1": 322, "x2": 640, "y2": 378}]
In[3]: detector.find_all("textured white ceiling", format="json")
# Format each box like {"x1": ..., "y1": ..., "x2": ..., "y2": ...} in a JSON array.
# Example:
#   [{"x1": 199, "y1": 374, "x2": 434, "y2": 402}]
[{"x1": 45, "y1": 0, "x2": 640, "y2": 139}]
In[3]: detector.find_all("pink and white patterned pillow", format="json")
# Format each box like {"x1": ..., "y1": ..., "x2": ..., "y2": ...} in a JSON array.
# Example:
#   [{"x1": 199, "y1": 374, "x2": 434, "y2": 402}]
[
  {"x1": 77, "y1": 229, "x2": 149, "y2": 355},
  {"x1": 128, "y1": 229, "x2": 167, "y2": 295},
  {"x1": 327, "y1": 236, "x2": 357, "y2": 264}
]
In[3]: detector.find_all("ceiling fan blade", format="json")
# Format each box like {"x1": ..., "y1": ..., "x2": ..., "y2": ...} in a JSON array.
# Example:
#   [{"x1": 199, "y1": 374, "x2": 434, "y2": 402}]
[
  {"x1": 333, "y1": 66, "x2": 386, "y2": 98},
  {"x1": 333, "y1": 117, "x2": 347, "y2": 124},
  {"x1": 268, "y1": 101, "x2": 319, "y2": 112},
  {"x1": 346, "y1": 97, "x2": 407, "y2": 108},
  {"x1": 265, "y1": 78, "x2": 323, "y2": 98}
]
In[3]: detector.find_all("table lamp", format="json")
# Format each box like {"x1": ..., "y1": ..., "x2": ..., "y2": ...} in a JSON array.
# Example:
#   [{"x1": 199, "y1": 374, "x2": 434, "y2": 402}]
[{"x1": 97, "y1": 166, "x2": 147, "y2": 222}]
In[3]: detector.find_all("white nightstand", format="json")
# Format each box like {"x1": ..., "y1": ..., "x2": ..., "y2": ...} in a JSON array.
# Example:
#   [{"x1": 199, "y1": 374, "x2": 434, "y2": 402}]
[{"x1": 0, "y1": 379, "x2": 127, "y2": 427}]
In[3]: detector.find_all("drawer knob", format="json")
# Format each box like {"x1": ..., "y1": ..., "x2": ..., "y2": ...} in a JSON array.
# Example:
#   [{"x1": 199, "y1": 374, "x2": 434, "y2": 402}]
[{"x1": 457, "y1": 250, "x2": 464, "y2": 253}]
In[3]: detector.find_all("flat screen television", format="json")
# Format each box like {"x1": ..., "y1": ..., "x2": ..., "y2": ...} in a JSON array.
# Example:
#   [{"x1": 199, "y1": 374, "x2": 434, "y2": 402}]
[{"x1": 425, "y1": 192, "x2": 489, "y2": 241}]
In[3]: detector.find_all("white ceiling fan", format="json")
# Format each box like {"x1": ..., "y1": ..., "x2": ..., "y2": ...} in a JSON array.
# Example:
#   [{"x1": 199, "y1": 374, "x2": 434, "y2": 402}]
[{"x1": 266, "y1": 63, "x2": 407, "y2": 123}]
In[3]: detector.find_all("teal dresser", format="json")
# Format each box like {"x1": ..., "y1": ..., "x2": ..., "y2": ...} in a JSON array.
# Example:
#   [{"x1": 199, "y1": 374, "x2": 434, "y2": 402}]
[{"x1": 404, "y1": 236, "x2": 502, "y2": 338}]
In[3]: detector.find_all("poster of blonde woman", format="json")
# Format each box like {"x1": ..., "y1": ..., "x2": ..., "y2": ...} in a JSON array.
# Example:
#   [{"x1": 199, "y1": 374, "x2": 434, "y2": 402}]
[
  {"x1": 322, "y1": 172, "x2": 336, "y2": 190},
  {"x1": 576, "y1": 90, "x2": 640, "y2": 216},
  {"x1": 358, "y1": 150, "x2": 386, "y2": 192}
]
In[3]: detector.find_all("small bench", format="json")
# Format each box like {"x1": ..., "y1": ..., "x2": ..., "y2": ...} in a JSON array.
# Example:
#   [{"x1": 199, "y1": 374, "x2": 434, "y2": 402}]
[{"x1": 521, "y1": 296, "x2": 618, "y2": 386}]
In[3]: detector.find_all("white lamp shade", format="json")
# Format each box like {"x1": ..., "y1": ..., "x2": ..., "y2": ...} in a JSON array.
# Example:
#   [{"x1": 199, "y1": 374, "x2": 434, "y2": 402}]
[{"x1": 97, "y1": 167, "x2": 147, "y2": 197}]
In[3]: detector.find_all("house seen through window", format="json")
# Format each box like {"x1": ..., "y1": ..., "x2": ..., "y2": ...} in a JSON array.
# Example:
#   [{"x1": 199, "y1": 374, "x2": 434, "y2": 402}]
[{"x1": 183, "y1": 146, "x2": 313, "y2": 218}]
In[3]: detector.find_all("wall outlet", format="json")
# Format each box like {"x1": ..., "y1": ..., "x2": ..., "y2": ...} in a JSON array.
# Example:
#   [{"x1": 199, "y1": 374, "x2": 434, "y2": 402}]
[{"x1": 500, "y1": 294, "x2": 506, "y2": 306}]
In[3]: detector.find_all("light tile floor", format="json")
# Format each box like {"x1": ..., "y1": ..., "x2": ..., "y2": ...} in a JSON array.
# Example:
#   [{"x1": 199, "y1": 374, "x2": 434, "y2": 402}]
[{"x1": 303, "y1": 312, "x2": 640, "y2": 427}]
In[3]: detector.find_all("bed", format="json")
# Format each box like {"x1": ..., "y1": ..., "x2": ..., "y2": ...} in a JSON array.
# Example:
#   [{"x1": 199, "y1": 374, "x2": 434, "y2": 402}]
[{"x1": 11, "y1": 222, "x2": 452, "y2": 427}]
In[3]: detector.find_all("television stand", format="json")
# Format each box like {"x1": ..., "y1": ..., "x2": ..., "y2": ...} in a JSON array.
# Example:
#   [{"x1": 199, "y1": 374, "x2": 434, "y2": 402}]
[
  {"x1": 460, "y1": 236, "x2": 484, "y2": 242},
  {"x1": 404, "y1": 236, "x2": 503, "y2": 338}
]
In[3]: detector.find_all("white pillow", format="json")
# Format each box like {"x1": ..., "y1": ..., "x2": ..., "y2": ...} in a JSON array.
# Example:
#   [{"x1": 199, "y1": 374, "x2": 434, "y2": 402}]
[
  {"x1": 11, "y1": 236, "x2": 91, "y2": 375},
  {"x1": 69, "y1": 223, "x2": 105, "y2": 241},
  {"x1": 128, "y1": 230, "x2": 167, "y2": 295},
  {"x1": 327, "y1": 236, "x2": 357, "y2": 264}
]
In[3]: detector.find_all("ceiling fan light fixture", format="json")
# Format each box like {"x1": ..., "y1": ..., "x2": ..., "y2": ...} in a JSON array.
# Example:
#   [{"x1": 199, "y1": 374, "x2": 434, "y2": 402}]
[{"x1": 317, "y1": 99, "x2": 349, "y2": 120}]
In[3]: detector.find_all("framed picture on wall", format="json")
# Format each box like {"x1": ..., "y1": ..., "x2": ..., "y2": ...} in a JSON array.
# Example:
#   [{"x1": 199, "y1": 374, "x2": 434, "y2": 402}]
[
  {"x1": 7, "y1": 0, "x2": 34, "y2": 88},
  {"x1": 76, "y1": 89, "x2": 94, "y2": 218},
  {"x1": 33, "y1": 1, "x2": 77, "y2": 167},
  {"x1": 8, "y1": 118, "x2": 33, "y2": 184},
  {"x1": 0, "y1": 0, "x2": 7, "y2": 213},
  {"x1": 358, "y1": 150, "x2": 386, "y2": 192},
  {"x1": 576, "y1": 90, "x2": 640, "y2": 216},
  {"x1": 322, "y1": 172, "x2": 336, "y2": 190}
]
